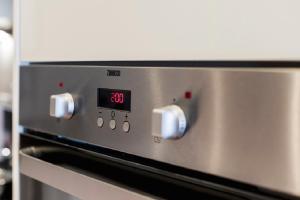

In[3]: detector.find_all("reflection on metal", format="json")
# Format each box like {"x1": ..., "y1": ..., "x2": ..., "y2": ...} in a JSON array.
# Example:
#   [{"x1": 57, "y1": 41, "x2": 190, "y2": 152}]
[
  {"x1": 208, "y1": 71, "x2": 225, "y2": 173},
  {"x1": 289, "y1": 74, "x2": 300, "y2": 192}
]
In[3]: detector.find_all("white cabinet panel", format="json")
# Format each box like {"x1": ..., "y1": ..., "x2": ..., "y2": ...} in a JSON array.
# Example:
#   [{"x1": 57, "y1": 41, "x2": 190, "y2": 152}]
[{"x1": 20, "y1": 0, "x2": 300, "y2": 61}]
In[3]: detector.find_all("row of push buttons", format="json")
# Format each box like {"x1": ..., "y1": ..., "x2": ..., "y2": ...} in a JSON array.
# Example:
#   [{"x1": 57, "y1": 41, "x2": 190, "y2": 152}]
[{"x1": 97, "y1": 117, "x2": 130, "y2": 133}]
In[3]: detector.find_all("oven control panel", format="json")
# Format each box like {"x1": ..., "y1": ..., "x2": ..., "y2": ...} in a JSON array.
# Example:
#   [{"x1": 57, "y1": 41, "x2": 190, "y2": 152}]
[
  {"x1": 20, "y1": 65, "x2": 300, "y2": 197},
  {"x1": 49, "y1": 92, "x2": 189, "y2": 139}
]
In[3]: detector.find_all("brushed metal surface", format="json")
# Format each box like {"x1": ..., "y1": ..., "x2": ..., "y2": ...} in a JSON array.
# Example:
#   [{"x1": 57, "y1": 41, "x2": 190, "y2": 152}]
[
  {"x1": 21, "y1": 175, "x2": 80, "y2": 200},
  {"x1": 20, "y1": 65, "x2": 300, "y2": 197}
]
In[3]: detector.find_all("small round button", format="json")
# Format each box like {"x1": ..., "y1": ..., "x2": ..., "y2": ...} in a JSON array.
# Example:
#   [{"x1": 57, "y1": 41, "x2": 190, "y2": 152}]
[
  {"x1": 109, "y1": 119, "x2": 116, "y2": 130},
  {"x1": 97, "y1": 117, "x2": 104, "y2": 127},
  {"x1": 122, "y1": 121, "x2": 130, "y2": 133}
]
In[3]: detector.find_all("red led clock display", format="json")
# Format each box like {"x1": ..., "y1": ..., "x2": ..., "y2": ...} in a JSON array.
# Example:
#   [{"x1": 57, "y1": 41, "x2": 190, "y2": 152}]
[
  {"x1": 110, "y1": 92, "x2": 124, "y2": 104},
  {"x1": 97, "y1": 88, "x2": 131, "y2": 111}
]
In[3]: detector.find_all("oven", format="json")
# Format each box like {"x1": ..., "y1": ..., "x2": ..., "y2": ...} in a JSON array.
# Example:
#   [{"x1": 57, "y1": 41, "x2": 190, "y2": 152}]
[{"x1": 19, "y1": 64, "x2": 300, "y2": 200}]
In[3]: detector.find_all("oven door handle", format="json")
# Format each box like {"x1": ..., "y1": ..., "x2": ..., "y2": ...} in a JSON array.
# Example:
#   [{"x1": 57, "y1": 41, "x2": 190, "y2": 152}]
[{"x1": 19, "y1": 147, "x2": 153, "y2": 200}]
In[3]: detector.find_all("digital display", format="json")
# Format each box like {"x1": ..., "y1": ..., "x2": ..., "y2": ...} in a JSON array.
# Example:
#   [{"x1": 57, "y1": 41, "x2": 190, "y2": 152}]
[{"x1": 97, "y1": 88, "x2": 131, "y2": 111}]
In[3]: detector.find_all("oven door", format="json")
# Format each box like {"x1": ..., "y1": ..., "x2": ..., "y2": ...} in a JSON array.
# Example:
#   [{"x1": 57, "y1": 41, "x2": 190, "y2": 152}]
[
  {"x1": 19, "y1": 134, "x2": 155, "y2": 200},
  {"x1": 19, "y1": 132, "x2": 288, "y2": 200}
]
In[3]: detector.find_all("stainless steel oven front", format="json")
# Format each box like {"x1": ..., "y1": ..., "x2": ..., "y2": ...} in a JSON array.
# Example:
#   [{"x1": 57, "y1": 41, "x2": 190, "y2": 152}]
[{"x1": 19, "y1": 64, "x2": 300, "y2": 199}]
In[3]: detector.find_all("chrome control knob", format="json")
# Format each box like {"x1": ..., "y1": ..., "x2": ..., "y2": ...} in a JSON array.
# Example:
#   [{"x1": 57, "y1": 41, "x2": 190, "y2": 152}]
[
  {"x1": 152, "y1": 105, "x2": 187, "y2": 139},
  {"x1": 50, "y1": 93, "x2": 75, "y2": 119}
]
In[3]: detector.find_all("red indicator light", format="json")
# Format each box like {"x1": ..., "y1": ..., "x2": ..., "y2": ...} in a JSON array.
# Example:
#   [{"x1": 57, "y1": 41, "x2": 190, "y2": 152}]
[
  {"x1": 58, "y1": 82, "x2": 64, "y2": 88},
  {"x1": 185, "y1": 91, "x2": 192, "y2": 99}
]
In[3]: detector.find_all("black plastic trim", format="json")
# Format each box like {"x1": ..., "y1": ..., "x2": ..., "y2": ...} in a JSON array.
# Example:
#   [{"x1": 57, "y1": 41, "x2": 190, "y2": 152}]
[{"x1": 27, "y1": 61, "x2": 300, "y2": 68}]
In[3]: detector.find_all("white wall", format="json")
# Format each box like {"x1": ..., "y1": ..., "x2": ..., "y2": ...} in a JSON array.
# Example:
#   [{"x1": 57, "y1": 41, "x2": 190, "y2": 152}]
[
  {"x1": 0, "y1": 0, "x2": 12, "y2": 19},
  {"x1": 0, "y1": 0, "x2": 12, "y2": 30}
]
